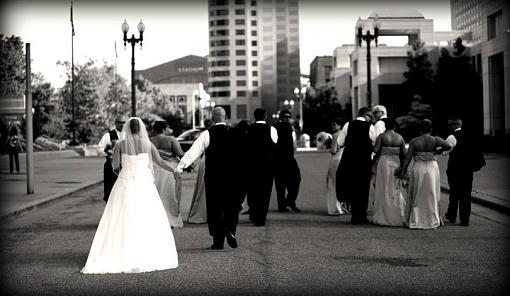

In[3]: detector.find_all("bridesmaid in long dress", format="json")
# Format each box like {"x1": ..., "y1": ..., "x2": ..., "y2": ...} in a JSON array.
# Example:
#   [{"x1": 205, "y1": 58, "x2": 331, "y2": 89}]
[
  {"x1": 326, "y1": 118, "x2": 349, "y2": 215},
  {"x1": 187, "y1": 118, "x2": 214, "y2": 224},
  {"x1": 150, "y1": 120, "x2": 185, "y2": 228},
  {"x1": 372, "y1": 118, "x2": 407, "y2": 226},
  {"x1": 398, "y1": 119, "x2": 452, "y2": 229}
]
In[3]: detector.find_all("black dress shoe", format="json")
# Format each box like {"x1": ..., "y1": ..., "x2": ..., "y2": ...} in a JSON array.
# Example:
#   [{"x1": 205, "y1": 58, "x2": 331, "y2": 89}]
[
  {"x1": 288, "y1": 205, "x2": 301, "y2": 213},
  {"x1": 210, "y1": 244, "x2": 224, "y2": 250},
  {"x1": 278, "y1": 208, "x2": 289, "y2": 212},
  {"x1": 225, "y1": 231, "x2": 238, "y2": 248},
  {"x1": 459, "y1": 222, "x2": 469, "y2": 226},
  {"x1": 253, "y1": 221, "x2": 265, "y2": 226}
]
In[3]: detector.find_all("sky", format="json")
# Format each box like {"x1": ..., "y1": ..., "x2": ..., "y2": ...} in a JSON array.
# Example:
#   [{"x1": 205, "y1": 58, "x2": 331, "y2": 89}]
[{"x1": 0, "y1": 0, "x2": 451, "y2": 88}]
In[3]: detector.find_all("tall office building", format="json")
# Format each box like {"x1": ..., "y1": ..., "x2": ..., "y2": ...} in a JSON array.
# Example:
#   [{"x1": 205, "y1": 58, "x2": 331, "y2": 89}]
[{"x1": 208, "y1": 0, "x2": 300, "y2": 122}]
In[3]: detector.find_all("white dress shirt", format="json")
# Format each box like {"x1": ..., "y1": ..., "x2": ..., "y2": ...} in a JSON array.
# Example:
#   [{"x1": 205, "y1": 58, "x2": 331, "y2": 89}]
[
  {"x1": 255, "y1": 121, "x2": 278, "y2": 144},
  {"x1": 336, "y1": 117, "x2": 377, "y2": 148},
  {"x1": 97, "y1": 129, "x2": 123, "y2": 156},
  {"x1": 374, "y1": 115, "x2": 387, "y2": 138},
  {"x1": 177, "y1": 122, "x2": 226, "y2": 171}
]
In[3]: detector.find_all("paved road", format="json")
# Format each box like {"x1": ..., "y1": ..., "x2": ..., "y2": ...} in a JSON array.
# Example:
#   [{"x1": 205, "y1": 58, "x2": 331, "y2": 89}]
[{"x1": 1, "y1": 152, "x2": 509, "y2": 295}]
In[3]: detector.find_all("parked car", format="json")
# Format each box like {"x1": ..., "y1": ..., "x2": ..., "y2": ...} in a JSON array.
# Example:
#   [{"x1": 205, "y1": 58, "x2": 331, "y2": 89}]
[{"x1": 176, "y1": 128, "x2": 205, "y2": 152}]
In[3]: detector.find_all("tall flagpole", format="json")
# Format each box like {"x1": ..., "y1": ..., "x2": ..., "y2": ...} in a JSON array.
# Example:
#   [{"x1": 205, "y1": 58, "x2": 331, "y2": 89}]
[{"x1": 70, "y1": 1, "x2": 77, "y2": 145}]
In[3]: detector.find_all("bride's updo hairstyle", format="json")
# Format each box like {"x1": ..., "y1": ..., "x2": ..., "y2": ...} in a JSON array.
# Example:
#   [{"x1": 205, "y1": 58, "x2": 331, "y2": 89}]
[{"x1": 420, "y1": 119, "x2": 433, "y2": 134}]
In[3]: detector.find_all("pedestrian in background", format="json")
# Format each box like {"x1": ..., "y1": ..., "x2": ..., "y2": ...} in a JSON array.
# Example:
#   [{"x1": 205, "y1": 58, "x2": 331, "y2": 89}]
[
  {"x1": 97, "y1": 115, "x2": 126, "y2": 202},
  {"x1": 7, "y1": 126, "x2": 23, "y2": 174},
  {"x1": 444, "y1": 118, "x2": 486, "y2": 226},
  {"x1": 274, "y1": 109, "x2": 301, "y2": 213},
  {"x1": 150, "y1": 120, "x2": 185, "y2": 228}
]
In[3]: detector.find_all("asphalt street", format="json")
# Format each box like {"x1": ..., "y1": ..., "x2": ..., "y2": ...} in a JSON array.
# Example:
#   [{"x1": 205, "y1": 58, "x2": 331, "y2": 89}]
[{"x1": 1, "y1": 152, "x2": 509, "y2": 295}]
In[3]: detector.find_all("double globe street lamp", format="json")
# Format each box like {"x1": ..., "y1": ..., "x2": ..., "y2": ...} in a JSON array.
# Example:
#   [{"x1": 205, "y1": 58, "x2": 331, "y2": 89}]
[
  {"x1": 121, "y1": 19, "x2": 145, "y2": 117},
  {"x1": 356, "y1": 15, "x2": 380, "y2": 108}
]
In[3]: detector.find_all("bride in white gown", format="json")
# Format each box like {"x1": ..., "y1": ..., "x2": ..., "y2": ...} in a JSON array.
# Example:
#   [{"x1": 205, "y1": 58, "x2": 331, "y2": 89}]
[{"x1": 81, "y1": 117, "x2": 178, "y2": 274}]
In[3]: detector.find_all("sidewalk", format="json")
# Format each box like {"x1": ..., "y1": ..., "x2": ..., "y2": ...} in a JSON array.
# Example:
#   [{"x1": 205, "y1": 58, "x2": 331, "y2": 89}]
[{"x1": 0, "y1": 150, "x2": 508, "y2": 222}]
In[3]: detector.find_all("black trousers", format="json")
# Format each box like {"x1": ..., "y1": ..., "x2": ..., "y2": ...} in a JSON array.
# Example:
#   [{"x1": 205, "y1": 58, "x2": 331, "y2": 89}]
[
  {"x1": 103, "y1": 159, "x2": 117, "y2": 202},
  {"x1": 275, "y1": 157, "x2": 301, "y2": 209},
  {"x1": 205, "y1": 176, "x2": 239, "y2": 244},
  {"x1": 247, "y1": 167, "x2": 274, "y2": 225},
  {"x1": 8, "y1": 151, "x2": 19, "y2": 173},
  {"x1": 446, "y1": 170, "x2": 473, "y2": 224}
]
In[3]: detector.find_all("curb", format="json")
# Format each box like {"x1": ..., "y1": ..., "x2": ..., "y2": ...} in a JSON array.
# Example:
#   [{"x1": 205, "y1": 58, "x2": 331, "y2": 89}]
[
  {"x1": 0, "y1": 180, "x2": 104, "y2": 223},
  {"x1": 440, "y1": 186, "x2": 510, "y2": 215}
]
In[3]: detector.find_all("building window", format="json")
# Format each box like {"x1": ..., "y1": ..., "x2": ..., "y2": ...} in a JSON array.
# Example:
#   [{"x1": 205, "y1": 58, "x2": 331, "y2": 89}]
[
  {"x1": 237, "y1": 80, "x2": 246, "y2": 86},
  {"x1": 251, "y1": 10, "x2": 257, "y2": 16},
  {"x1": 211, "y1": 60, "x2": 230, "y2": 67},
  {"x1": 252, "y1": 60, "x2": 258, "y2": 66},
  {"x1": 235, "y1": 19, "x2": 245, "y2": 25},
  {"x1": 237, "y1": 91, "x2": 247, "y2": 97},
  {"x1": 236, "y1": 60, "x2": 246, "y2": 66},
  {"x1": 216, "y1": 19, "x2": 229, "y2": 26},
  {"x1": 251, "y1": 50, "x2": 258, "y2": 56},
  {"x1": 211, "y1": 50, "x2": 229, "y2": 57},
  {"x1": 488, "y1": 10, "x2": 502, "y2": 40},
  {"x1": 252, "y1": 90, "x2": 259, "y2": 97},
  {"x1": 235, "y1": 9, "x2": 245, "y2": 15},
  {"x1": 210, "y1": 21, "x2": 214, "y2": 26},
  {"x1": 251, "y1": 30, "x2": 257, "y2": 36},
  {"x1": 211, "y1": 81, "x2": 231, "y2": 87},
  {"x1": 353, "y1": 60, "x2": 358, "y2": 76},
  {"x1": 169, "y1": 96, "x2": 175, "y2": 103},
  {"x1": 235, "y1": 39, "x2": 246, "y2": 45},
  {"x1": 236, "y1": 49, "x2": 246, "y2": 56},
  {"x1": 250, "y1": 1, "x2": 257, "y2": 6},
  {"x1": 235, "y1": 0, "x2": 245, "y2": 4},
  {"x1": 177, "y1": 95, "x2": 186, "y2": 104},
  {"x1": 212, "y1": 91, "x2": 231, "y2": 98},
  {"x1": 216, "y1": 29, "x2": 229, "y2": 36},
  {"x1": 211, "y1": 70, "x2": 230, "y2": 77},
  {"x1": 252, "y1": 71, "x2": 258, "y2": 76},
  {"x1": 216, "y1": 9, "x2": 229, "y2": 16},
  {"x1": 251, "y1": 20, "x2": 257, "y2": 26},
  {"x1": 251, "y1": 40, "x2": 258, "y2": 46},
  {"x1": 211, "y1": 0, "x2": 229, "y2": 5},
  {"x1": 252, "y1": 81, "x2": 258, "y2": 87},
  {"x1": 235, "y1": 29, "x2": 245, "y2": 35},
  {"x1": 236, "y1": 70, "x2": 246, "y2": 76}
]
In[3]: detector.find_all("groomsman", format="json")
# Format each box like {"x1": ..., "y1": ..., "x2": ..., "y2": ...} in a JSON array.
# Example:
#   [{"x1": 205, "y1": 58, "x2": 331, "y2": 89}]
[
  {"x1": 444, "y1": 118, "x2": 485, "y2": 226},
  {"x1": 273, "y1": 110, "x2": 301, "y2": 212},
  {"x1": 177, "y1": 107, "x2": 241, "y2": 249},
  {"x1": 97, "y1": 115, "x2": 126, "y2": 202},
  {"x1": 247, "y1": 108, "x2": 277, "y2": 226},
  {"x1": 336, "y1": 107, "x2": 377, "y2": 224}
]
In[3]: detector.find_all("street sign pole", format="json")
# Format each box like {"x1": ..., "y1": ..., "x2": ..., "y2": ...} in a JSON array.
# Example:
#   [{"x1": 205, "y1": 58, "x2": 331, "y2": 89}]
[{"x1": 25, "y1": 43, "x2": 34, "y2": 194}]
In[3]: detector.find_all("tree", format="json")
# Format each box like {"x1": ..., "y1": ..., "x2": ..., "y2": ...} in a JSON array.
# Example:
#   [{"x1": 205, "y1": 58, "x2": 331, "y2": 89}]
[
  {"x1": 434, "y1": 38, "x2": 483, "y2": 137},
  {"x1": 0, "y1": 35, "x2": 25, "y2": 96},
  {"x1": 302, "y1": 85, "x2": 349, "y2": 141},
  {"x1": 402, "y1": 39, "x2": 434, "y2": 104},
  {"x1": 29, "y1": 73, "x2": 56, "y2": 139}
]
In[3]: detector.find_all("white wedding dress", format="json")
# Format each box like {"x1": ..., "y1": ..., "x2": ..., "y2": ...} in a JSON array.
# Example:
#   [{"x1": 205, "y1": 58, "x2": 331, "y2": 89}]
[{"x1": 81, "y1": 152, "x2": 178, "y2": 274}]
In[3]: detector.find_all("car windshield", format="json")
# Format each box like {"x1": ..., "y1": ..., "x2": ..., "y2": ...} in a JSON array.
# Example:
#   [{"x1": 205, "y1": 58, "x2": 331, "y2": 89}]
[{"x1": 177, "y1": 129, "x2": 201, "y2": 140}]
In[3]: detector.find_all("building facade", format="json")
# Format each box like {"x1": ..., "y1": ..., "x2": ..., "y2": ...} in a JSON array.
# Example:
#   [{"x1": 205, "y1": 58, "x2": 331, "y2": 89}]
[
  {"x1": 136, "y1": 55, "x2": 208, "y2": 126},
  {"x1": 309, "y1": 56, "x2": 333, "y2": 89},
  {"x1": 208, "y1": 0, "x2": 300, "y2": 122},
  {"x1": 451, "y1": 0, "x2": 510, "y2": 136},
  {"x1": 332, "y1": 9, "x2": 467, "y2": 118}
]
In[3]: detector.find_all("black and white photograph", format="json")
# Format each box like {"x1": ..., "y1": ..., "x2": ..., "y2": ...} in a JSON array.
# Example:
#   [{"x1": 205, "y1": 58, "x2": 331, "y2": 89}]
[{"x1": 0, "y1": 0, "x2": 509, "y2": 294}]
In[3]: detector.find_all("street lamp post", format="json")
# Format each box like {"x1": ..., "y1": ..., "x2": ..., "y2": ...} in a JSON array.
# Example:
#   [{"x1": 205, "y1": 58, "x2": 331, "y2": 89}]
[
  {"x1": 192, "y1": 89, "x2": 198, "y2": 130},
  {"x1": 284, "y1": 99, "x2": 295, "y2": 110},
  {"x1": 294, "y1": 86, "x2": 307, "y2": 131},
  {"x1": 356, "y1": 15, "x2": 380, "y2": 108},
  {"x1": 121, "y1": 19, "x2": 145, "y2": 117}
]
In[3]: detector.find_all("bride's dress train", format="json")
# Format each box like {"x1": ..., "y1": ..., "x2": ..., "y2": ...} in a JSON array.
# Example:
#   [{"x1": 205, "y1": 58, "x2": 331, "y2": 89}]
[{"x1": 81, "y1": 153, "x2": 178, "y2": 274}]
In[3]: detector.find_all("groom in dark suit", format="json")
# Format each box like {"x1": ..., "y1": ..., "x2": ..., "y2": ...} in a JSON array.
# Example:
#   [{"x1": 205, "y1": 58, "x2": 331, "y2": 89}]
[
  {"x1": 177, "y1": 107, "x2": 241, "y2": 249},
  {"x1": 336, "y1": 107, "x2": 376, "y2": 224},
  {"x1": 445, "y1": 118, "x2": 485, "y2": 226}
]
